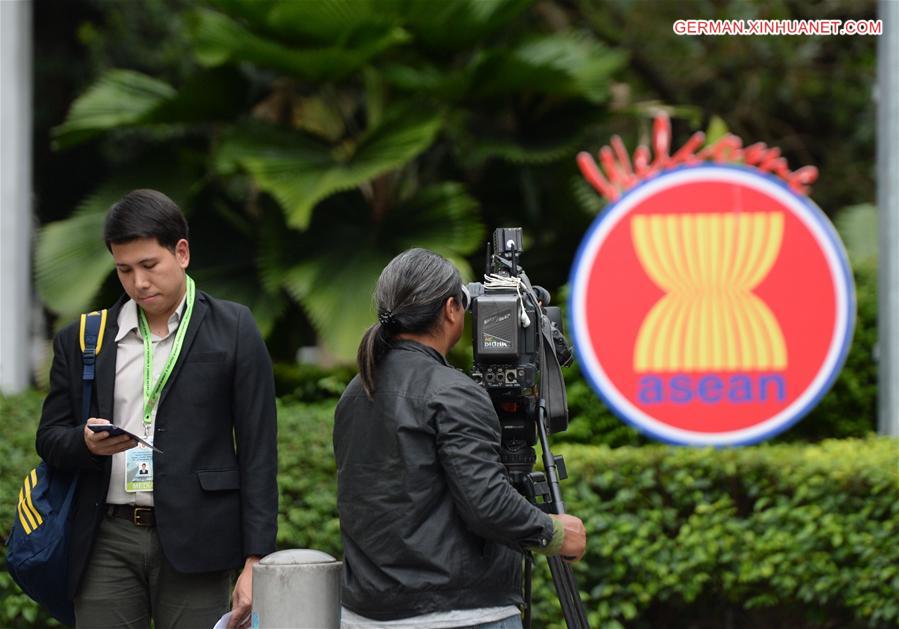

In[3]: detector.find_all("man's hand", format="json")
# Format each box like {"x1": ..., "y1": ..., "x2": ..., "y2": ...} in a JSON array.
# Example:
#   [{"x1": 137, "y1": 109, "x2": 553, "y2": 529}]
[
  {"x1": 83, "y1": 418, "x2": 136, "y2": 456},
  {"x1": 228, "y1": 555, "x2": 260, "y2": 629},
  {"x1": 550, "y1": 514, "x2": 587, "y2": 562}
]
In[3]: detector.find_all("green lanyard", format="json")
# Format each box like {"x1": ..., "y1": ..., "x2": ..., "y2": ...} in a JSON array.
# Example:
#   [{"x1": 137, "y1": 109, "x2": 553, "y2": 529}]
[{"x1": 137, "y1": 275, "x2": 196, "y2": 434}]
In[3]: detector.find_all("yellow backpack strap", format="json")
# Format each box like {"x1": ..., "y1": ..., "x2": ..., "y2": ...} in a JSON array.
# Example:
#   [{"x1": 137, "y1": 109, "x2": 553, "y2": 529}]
[
  {"x1": 79, "y1": 310, "x2": 107, "y2": 354},
  {"x1": 78, "y1": 310, "x2": 107, "y2": 422}
]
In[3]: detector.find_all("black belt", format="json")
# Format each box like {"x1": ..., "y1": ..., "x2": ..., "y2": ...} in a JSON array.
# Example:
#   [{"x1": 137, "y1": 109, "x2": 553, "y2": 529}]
[{"x1": 106, "y1": 504, "x2": 155, "y2": 527}]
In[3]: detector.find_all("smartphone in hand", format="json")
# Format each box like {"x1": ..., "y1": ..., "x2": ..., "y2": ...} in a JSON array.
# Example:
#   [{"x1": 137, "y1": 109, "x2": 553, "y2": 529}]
[
  {"x1": 87, "y1": 424, "x2": 163, "y2": 453},
  {"x1": 88, "y1": 424, "x2": 128, "y2": 437}
]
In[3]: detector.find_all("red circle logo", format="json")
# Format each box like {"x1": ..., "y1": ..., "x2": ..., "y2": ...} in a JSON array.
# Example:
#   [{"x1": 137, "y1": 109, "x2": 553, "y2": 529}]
[{"x1": 569, "y1": 165, "x2": 855, "y2": 445}]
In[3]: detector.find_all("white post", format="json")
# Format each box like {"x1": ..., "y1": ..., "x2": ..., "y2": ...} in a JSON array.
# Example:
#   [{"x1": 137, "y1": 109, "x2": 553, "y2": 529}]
[
  {"x1": 0, "y1": 0, "x2": 34, "y2": 394},
  {"x1": 878, "y1": 0, "x2": 899, "y2": 437},
  {"x1": 252, "y1": 549, "x2": 342, "y2": 628}
]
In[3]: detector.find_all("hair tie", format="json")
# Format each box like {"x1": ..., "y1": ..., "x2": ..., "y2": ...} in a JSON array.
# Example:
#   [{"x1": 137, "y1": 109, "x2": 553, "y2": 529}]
[{"x1": 377, "y1": 309, "x2": 398, "y2": 329}]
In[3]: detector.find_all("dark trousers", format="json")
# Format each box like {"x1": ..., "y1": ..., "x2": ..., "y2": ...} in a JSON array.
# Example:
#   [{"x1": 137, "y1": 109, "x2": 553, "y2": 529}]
[{"x1": 74, "y1": 514, "x2": 230, "y2": 629}]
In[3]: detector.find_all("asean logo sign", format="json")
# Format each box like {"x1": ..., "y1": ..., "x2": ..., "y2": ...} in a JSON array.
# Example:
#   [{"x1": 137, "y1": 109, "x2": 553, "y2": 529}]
[{"x1": 570, "y1": 117, "x2": 855, "y2": 445}]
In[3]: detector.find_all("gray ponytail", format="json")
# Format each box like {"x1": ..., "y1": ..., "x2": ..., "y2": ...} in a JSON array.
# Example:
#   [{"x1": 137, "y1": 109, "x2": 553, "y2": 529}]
[{"x1": 357, "y1": 248, "x2": 465, "y2": 398}]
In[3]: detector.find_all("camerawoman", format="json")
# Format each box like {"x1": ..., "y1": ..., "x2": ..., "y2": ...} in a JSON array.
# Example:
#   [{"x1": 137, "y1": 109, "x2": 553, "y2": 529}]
[{"x1": 333, "y1": 247, "x2": 586, "y2": 628}]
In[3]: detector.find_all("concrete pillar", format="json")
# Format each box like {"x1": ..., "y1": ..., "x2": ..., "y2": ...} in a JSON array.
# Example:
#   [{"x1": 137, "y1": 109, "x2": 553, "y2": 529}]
[
  {"x1": 252, "y1": 549, "x2": 342, "y2": 629},
  {"x1": 0, "y1": 0, "x2": 33, "y2": 394},
  {"x1": 878, "y1": 0, "x2": 899, "y2": 436}
]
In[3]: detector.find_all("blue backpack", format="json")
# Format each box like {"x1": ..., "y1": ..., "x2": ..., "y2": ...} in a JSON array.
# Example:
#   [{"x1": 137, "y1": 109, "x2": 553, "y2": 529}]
[{"x1": 6, "y1": 310, "x2": 107, "y2": 626}]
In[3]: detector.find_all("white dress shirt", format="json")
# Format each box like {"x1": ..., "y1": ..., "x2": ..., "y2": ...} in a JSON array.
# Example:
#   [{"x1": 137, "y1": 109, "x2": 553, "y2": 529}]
[{"x1": 106, "y1": 295, "x2": 186, "y2": 506}]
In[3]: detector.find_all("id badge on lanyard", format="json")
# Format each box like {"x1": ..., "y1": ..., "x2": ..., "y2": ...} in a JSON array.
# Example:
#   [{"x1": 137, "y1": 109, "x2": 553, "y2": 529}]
[
  {"x1": 125, "y1": 447, "x2": 154, "y2": 492},
  {"x1": 126, "y1": 276, "x2": 195, "y2": 493}
]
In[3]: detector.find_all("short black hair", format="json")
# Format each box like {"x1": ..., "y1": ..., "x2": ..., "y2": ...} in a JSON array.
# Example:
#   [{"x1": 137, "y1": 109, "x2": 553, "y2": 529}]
[{"x1": 103, "y1": 189, "x2": 189, "y2": 251}]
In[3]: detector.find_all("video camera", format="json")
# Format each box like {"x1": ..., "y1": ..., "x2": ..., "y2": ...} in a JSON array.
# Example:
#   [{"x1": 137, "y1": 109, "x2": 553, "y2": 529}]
[
  {"x1": 467, "y1": 227, "x2": 574, "y2": 474},
  {"x1": 466, "y1": 227, "x2": 589, "y2": 629}
]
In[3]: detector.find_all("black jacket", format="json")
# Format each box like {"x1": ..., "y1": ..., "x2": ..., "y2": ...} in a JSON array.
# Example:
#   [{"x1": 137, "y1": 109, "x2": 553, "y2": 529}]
[
  {"x1": 36, "y1": 291, "x2": 278, "y2": 598},
  {"x1": 333, "y1": 340, "x2": 554, "y2": 620}
]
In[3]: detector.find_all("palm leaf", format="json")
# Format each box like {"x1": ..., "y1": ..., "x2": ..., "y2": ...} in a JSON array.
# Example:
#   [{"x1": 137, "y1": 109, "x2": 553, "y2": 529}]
[
  {"x1": 187, "y1": 200, "x2": 289, "y2": 338},
  {"x1": 284, "y1": 249, "x2": 389, "y2": 362},
  {"x1": 187, "y1": 8, "x2": 409, "y2": 82},
  {"x1": 278, "y1": 184, "x2": 483, "y2": 361},
  {"x1": 208, "y1": 0, "x2": 402, "y2": 46},
  {"x1": 381, "y1": 61, "x2": 474, "y2": 101},
  {"x1": 399, "y1": 0, "x2": 532, "y2": 52},
  {"x1": 386, "y1": 183, "x2": 485, "y2": 266},
  {"x1": 188, "y1": 259, "x2": 287, "y2": 339},
  {"x1": 34, "y1": 208, "x2": 111, "y2": 321},
  {"x1": 215, "y1": 106, "x2": 444, "y2": 229},
  {"x1": 267, "y1": 0, "x2": 402, "y2": 46},
  {"x1": 471, "y1": 32, "x2": 625, "y2": 104},
  {"x1": 453, "y1": 127, "x2": 589, "y2": 167},
  {"x1": 52, "y1": 70, "x2": 177, "y2": 148},
  {"x1": 445, "y1": 99, "x2": 601, "y2": 168},
  {"x1": 52, "y1": 67, "x2": 250, "y2": 149}
]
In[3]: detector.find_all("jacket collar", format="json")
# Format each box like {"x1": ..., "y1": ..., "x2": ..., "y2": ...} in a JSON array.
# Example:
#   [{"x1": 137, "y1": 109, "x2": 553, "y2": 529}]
[{"x1": 390, "y1": 339, "x2": 450, "y2": 367}]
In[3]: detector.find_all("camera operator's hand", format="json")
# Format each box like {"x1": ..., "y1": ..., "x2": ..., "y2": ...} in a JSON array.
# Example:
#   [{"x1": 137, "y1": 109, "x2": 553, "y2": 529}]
[{"x1": 551, "y1": 514, "x2": 587, "y2": 562}]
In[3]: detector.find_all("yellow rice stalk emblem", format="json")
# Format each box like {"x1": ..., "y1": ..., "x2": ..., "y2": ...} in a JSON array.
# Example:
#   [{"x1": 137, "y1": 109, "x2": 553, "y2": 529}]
[{"x1": 631, "y1": 212, "x2": 788, "y2": 372}]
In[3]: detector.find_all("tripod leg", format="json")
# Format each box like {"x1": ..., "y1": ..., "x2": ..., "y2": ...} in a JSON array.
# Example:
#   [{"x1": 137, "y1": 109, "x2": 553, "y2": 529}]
[
  {"x1": 523, "y1": 556, "x2": 532, "y2": 629},
  {"x1": 547, "y1": 556, "x2": 591, "y2": 629}
]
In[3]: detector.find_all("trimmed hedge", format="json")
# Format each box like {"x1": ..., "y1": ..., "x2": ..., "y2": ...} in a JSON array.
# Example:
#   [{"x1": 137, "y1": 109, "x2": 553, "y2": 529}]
[
  {"x1": 2, "y1": 392, "x2": 896, "y2": 628},
  {"x1": 539, "y1": 439, "x2": 898, "y2": 628}
]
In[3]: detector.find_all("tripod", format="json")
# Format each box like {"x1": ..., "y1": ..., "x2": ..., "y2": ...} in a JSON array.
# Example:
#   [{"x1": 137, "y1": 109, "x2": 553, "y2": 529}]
[{"x1": 504, "y1": 399, "x2": 591, "y2": 629}]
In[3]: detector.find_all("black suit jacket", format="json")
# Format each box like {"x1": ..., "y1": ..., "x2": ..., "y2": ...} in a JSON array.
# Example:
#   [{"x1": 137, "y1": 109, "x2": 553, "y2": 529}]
[{"x1": 36, "y1": 291, "x2": 278, "y2": 598}]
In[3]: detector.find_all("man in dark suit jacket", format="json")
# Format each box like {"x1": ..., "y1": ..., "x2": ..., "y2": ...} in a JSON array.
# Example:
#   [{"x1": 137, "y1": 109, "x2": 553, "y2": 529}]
[{"x1": 36, "y1": 189, "x2": 278, "y2": 629}]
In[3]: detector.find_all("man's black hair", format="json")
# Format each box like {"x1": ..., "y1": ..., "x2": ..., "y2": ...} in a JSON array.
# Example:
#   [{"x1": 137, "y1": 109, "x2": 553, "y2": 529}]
[{"x1": 104, "y1": 189, "x2": 189, "y2": 252}]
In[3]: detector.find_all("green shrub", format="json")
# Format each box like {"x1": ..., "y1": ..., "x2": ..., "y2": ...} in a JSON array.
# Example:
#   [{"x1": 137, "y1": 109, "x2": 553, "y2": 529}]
[
  {"x1": 272, "y1": 362, "x2": 354, "y2": 403},
  {"x1": 3, "y1": 394, "x2": 895, "y2": 628},
  {"x1": 542, "y1": 439, "x2": 899, "y2": 628}
]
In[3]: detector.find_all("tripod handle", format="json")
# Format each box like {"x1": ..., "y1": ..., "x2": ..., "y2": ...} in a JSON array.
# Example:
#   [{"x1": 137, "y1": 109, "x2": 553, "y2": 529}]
[{"x1": 536, "y1": 400, "x2": 566, "y2": 514}]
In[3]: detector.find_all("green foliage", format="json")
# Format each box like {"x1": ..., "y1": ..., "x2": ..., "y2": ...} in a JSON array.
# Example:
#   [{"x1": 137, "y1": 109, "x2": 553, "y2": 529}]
[
  {"x1": 51, "y1": 70, "x2": 177, "y2": 148},
  {"x1": 3, "y1": 392, "x2": 895, "y2": 628},
  {"x1": 275, "y1": 400, "x2": 343, "y2": 557},
  {"x1": 213, "y1": 106, "x2": 445, "y2": 230},
  {"x1": 187, "y1": 6, "x2": 410, "y2": 81},
  {"x1": 39, "y1": 0, "x2": 626, "y2": 362},
  {"x1": 539, "y1": 439, "x2": 899, "y2": 629},
  {"x1": 579, "y1": 0, "x2": 877, "y2": 215},
  {"x1": 272, "y1": 363, "x2": 355, "y2": 403},
  {"x1": 37, "y1": 0, "x2": 880, "y2": 372}
]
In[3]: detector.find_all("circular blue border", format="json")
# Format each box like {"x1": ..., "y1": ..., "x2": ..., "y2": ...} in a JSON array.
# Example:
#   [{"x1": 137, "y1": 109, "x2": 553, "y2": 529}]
[{"x1": 567, "y1": 163, "x2": 857, "y2": 447}]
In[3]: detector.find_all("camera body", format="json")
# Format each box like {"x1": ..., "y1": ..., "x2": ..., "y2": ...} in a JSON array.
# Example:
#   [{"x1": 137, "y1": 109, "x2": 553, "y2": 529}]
[{"x1": 467, "y1": 228, "x2": 573, "y2": 473}]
